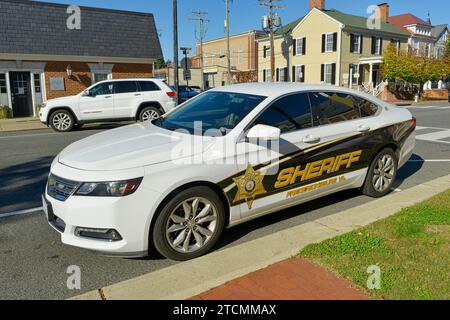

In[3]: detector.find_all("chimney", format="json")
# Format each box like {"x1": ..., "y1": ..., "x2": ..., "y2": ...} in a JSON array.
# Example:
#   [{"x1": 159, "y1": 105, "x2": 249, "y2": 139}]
[
  {"x1": 309, "y1": 0, "x2": 325, "y2": 11},
  {"x1": 378, "y1": 3, "x2": 390, "y2": 21}
]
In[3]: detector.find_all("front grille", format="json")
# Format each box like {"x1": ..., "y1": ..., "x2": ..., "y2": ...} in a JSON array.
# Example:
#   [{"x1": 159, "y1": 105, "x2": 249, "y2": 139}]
[{"x1": 47, "y1": 174, "x2": 80, "y2": 202}]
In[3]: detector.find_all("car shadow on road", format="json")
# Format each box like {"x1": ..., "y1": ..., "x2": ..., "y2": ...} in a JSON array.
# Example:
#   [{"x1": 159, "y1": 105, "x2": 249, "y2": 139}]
[
  {"x1": 0, "y1": 156, "x2": 53, "y2": 215},
  {"x1": 75, "y1": 122, "x2": 134, "y2": 132},
  {"x1": 392, "y1": 153, "x2": 424, "y2": 189}
]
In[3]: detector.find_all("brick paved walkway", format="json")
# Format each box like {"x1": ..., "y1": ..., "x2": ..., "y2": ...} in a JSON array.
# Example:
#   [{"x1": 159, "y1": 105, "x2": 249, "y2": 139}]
[{"x1": 191, "y1": 258, "x2": 369, "y2": 300}]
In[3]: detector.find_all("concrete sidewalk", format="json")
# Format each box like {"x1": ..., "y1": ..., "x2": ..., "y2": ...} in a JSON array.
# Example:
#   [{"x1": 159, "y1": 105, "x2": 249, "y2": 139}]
[
  {"x1": 0, "y1": 117, "x2": 46, "y2": 132},
  {"x1": 71, "y1": 173, "x2": 450, "y2": 300}
]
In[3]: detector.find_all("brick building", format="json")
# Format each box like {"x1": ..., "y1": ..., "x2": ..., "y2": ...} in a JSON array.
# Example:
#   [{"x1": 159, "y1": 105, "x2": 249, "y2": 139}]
[{"x1": 0, "y1": 0, "x2": 162, "y2": 118}]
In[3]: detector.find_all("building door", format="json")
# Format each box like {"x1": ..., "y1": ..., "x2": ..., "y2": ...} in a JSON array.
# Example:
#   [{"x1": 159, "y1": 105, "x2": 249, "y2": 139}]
[{"x1": 9, "y1": 72, "x2": 33, "y2": 117}]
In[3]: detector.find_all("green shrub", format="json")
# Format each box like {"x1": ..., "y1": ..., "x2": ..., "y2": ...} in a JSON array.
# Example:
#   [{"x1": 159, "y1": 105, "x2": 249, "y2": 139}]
[
  {"x1": 35, "y1": 104, "x2": 42, "y2": 117},
  {"x1": 0, "y1": 105, "x2": 11, "y2": 119}
]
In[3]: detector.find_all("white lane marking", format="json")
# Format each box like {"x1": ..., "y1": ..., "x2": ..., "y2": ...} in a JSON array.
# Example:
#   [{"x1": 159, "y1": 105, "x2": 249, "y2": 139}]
[
  {"x1": 0, "y1": 132, "x2": 60, "y2": 140},
  {"x1": 415, "y1": 126, "x2": 450, "y2": 145},
  {"x1": 0, "y1": 207, "x2": 43, "y2": 219},
  {"x1": 407, "y1": 106, "x2": 450, "y2": 110},
  {"x1": 408, "y1": 160, "x2": 450, "y2": 162}
]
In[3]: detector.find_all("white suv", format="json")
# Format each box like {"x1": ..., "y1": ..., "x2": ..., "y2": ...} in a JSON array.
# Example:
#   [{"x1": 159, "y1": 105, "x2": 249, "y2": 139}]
[{"x1": 40, "y1": 79, "x2": 177, "y2": 132}]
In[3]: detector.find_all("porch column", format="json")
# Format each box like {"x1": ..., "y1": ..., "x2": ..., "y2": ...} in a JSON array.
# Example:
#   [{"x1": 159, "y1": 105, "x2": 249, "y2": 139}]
[
  {"x1": 5, "y1": 72, "x2": 13, "y2": 115},
  {"x1": 369, "y1": 63, "x2": 374, "y2": 85}
]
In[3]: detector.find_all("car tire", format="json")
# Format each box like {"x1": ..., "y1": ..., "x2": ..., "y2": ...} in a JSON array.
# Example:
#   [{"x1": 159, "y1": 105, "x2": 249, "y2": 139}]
[
  {"x1": 139, "y1": 106, "x2": 162, "y2": 122},
  {"x1": 152, "y1": 186, "x2": 226, "y2": 261},
  {"x1": 49, "y1": 110, "x2": 75, "y2": 132},
  {"x1": 362, "y1": 148, "x2": 398, "y2": 198}
]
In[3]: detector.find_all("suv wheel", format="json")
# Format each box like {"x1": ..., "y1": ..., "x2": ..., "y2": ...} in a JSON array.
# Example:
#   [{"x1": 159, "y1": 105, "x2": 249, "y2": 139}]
[
  {"x1": 153, "y1": 187, "x2": 226, "y2": 261},
  {"x1": 50, "y1": 110, "x2": 75, "y2": 132},
  {"x1": 362, "y1": 148, "x2": 398, "y2": 198},
  {"x1": 139, "y1": 107, "x2": 161, "y2": 122}
]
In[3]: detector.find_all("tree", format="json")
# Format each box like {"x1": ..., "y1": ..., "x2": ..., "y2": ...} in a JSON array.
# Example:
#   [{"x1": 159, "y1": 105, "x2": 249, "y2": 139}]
[
  {"x1": 382, "y1": 44, "x2": 450, "y2": 95},
  {"x1": 154, "y1": 58, "x2": 167, "y2": 70}
]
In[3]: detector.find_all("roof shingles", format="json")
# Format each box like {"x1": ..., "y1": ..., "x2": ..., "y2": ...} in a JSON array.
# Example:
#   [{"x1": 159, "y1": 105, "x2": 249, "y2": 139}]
[{"x1": 0, "y1": 0, "x2": 163, "y2": 60}]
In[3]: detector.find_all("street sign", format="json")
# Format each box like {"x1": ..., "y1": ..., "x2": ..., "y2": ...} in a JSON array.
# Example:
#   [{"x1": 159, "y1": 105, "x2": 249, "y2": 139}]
[{"x1": 184, "y1": 70, "x2": 191, "y2": 81}]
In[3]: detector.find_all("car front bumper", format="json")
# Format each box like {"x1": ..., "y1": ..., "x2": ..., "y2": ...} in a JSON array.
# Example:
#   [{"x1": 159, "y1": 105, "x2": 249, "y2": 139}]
[{"x1": 44, "y1": 162, "x2": 164, "y2": 257}]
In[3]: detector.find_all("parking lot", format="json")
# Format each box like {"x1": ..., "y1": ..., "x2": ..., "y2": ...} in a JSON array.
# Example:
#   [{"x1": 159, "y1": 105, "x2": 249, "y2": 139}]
[{"x1": 1, "y1": 104, "x2": 450, "y2": 300}]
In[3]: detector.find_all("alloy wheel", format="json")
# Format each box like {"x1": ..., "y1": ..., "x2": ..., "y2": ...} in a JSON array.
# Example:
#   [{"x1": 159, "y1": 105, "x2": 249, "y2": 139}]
[
  {"x1": 372, "y1": 154, "x2": 395, "y2": 192},
  {"x1": 142, "y1": 109, "x2": 160, "y2": 121},
  {"x1": 165, "y1": 197, "x2": 218, "y2": 253},
  {"x1": 52, "y1": 113, "x2": 72, "y2": 131}
]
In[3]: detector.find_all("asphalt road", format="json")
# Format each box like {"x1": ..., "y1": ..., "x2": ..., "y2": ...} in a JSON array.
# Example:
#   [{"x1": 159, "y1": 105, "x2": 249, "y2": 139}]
[{"x1": 1, "y1": 105, "x2": 450, "y2": 300}]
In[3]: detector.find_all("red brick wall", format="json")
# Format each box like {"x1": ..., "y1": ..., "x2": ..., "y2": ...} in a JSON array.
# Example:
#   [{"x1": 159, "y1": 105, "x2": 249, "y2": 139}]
[
  {"x1": 44, "y1": 62, "x2": 154, "y2": 100},
  {"x1": 112, "y1": 63, "x2": 153, "y2": 79},
  {"x1": 44, "y1": 62, "x2": 92, "y2": 99},
  {"x1": 423, "y1": 89, "x2": 449, "y2": 100}
]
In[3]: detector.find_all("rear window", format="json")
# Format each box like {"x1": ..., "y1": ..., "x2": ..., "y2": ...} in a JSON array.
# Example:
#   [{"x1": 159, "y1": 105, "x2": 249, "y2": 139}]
[{"x1": 139, "y1": 81, "x2": 161, "y2": 92}]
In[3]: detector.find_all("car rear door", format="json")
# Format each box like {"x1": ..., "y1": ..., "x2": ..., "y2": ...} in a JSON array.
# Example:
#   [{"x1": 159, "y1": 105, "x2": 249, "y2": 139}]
[
  {"x1": 78, "y1": 82, "x2": 114, "y2": 120},
  {"x1": 113, "y1": 81, "x2": 140, "y2": 118}
]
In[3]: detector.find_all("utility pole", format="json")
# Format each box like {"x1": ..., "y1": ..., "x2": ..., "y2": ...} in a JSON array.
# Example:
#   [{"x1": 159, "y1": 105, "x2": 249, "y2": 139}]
[
  {"x1": 259, "y1": 0, "x2": 284, "y2": 82},
  {"x1": 191, "y1": 10, "x2": 209, "y2": 91},
  {"x1": 225, "y1": 0, "x2": 232, "y2": 85},
  {"x1": 173, "y1": 0, "x2": 179, "y2": 101}
]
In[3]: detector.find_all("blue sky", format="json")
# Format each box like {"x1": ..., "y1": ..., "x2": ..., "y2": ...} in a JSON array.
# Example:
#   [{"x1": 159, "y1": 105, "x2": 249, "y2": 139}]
[{"x1": 41, "y1": 0, "x2": 449, "y2": 61}]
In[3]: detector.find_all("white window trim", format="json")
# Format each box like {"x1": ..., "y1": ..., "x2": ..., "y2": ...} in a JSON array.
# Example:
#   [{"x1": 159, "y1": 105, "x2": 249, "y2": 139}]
[
  {"x1": 264, "y1": 69, "x2": 272, "y2": 82},
  {"x1": 91, "y1": 72, "x2": 112, "y2": 85},
  {"x1": 352, "y1": 34, "x2": 361, "y2": 53},
  {"x1": 324, "y1": 62, "x2": 333, "y2": 85},
  {"x1": 374, "y1": 37, "x2": 382, "y2": 55},
  {"x1": 264, "y1": 45, "x2": 271, "y2": 59},
  {"x1": 294, "y1": 64, "x2": 304, "y2": 82},
  {"x1": 295, "y1": 38, "x2": 304, "y2": 56},
  {"x1": 325, "y1": 32, "x2": 334, "y2": 53},
  {"x1": 277, "y1": 67, "x2": 288, "y2": 82}
]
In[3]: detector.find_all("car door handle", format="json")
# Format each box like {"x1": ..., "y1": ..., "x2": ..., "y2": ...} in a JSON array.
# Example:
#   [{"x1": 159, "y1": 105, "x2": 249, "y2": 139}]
[
  {"x1": 104, "y1": 96, "x2": 112, "y2": 99},
  {"x1": 302, "y1": 135, "x2": 321, "y2": 144},
  {"x1": 134, "y1": 93, "x2": 142, "y2": 96},
  {"x1": 357, "y1": 125, "x2": 371, "y2": 133}
]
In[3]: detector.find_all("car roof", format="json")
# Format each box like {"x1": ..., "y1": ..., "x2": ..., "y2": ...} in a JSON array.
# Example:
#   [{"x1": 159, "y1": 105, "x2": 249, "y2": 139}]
[
  {"x1": 96, "y1": 78, "x2": 163, "y2": 84},
  {"x1": 209, "y1": 83, "x2": 374, "y2": 99}
]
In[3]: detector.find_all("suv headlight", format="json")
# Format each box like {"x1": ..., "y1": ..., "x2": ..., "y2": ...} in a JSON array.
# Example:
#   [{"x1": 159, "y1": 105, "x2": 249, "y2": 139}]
[{"x1": 75, "y1": 178, "x2": 143, "y2": 197}]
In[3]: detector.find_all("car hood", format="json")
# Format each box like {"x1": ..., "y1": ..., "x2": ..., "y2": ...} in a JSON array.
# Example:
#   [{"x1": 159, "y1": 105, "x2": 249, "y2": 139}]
[
  {"x1": 47, "y1": 95, "x2": 79, "y2": 106},
  {"x1": 58, "y1": 122, "x2": 214, "y2": 171}
]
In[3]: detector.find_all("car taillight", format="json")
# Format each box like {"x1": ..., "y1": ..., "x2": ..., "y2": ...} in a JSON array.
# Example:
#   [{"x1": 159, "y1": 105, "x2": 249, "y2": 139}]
[
  {"x1": 166, "y1": 92, "x2": 176, "y2": 97},
  {"x1": 412, "y1": 117, "x2": 417, "y2": 129}
]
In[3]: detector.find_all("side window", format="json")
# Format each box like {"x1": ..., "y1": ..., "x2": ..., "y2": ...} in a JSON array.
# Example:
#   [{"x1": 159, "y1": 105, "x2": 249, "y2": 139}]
[
  {"x1": 139, "y1": 81, "x2": 161, "y2": 92},
  {"x1": 354, "y1": 96, "x2": 379, "y2": 117},
  {"x1": 114, "y1": 81, "x2": 138, "y2": 94},
  {"x1": 253, "y1": 93, "x2": 312, "y2": 134},
  {"x1": 0, "y1": 74, "x2": 7, "y2": 93},
  {"x1": 309, "y1": 92, "x2": 361, "y2": 126},
  {"x1": 90, "y1": 82, "x2": 113, "y2": 96}
]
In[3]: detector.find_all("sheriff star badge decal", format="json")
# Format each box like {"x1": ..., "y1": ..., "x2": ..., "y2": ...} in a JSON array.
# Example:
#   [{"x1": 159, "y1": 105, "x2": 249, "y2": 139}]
[{"x1": 232, "y1": 164, "x2": 267, "y2": 210}]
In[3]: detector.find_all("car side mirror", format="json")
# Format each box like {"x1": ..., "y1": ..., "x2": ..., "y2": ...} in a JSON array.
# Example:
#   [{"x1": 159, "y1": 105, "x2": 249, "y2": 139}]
[
  {"x1": 82, "y1": 89, "x2": 91, "y2": 96},
  {"x1": 246, "y1": 124, "x2": 280, "y2": 141}
]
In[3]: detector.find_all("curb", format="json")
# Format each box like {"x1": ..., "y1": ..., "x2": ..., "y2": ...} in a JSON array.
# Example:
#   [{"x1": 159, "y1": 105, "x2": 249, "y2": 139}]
[{"x1": 70, "y1": 173, "x2": 450, "y2": 300}]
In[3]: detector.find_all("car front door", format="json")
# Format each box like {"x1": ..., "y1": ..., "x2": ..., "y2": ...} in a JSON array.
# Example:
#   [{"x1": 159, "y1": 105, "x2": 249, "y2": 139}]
[
  {"x1": 78, "y1": 82, "x2": 114, "y2": 120},
  {"x1": 113, "y1": 81, "x2": 140, "y2": 118}
]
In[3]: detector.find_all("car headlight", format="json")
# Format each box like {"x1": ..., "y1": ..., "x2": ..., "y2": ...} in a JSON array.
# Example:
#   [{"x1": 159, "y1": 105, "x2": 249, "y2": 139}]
[{"x1": 75, "y1": 178, "x2": 143, "y2": 197}]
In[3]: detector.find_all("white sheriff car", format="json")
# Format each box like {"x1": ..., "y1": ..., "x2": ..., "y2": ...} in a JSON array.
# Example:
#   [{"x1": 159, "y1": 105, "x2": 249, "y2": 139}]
[{"x1": 43, "y1": 83, "x2": 416, "y2": 261}]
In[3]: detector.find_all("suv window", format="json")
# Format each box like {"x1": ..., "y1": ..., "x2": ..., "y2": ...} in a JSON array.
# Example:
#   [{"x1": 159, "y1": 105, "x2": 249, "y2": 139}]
[
  {"x1": 253, "y1": 93, "x2": 312, "y2": 134},
  {"x1": 90, "y1": 82, "x2": 113, "y2": 96},
  {"x1": 309, "y1": 92, "x2": 361, "y2": 126},
  {"x1": 114, "y1": 81, "x2": 138, "y2": 94},
  {"x1": 139, "y1": 81, "x2": 161, "y2": 92}
]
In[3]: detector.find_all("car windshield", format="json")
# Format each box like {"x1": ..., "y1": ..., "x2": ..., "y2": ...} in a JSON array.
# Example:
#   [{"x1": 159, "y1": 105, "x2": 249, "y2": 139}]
[{"x1": 154, "y1": 91, "x2": 267, "y2": 136}]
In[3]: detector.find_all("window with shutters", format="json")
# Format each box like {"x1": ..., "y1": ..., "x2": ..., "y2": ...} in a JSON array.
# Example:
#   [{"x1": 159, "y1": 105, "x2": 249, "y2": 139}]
[
  {"x1": 263, "y1": 45, "x2": 271, "y2": 58},
  {"x1": 277, "y1": 68, "x2": 288, "y2": 82},
  {"x1": 325, "y1": 63, "x2": 333, "y2": 84},
  {"x1": 220, "y1": 48, "x2": 225, "y2": 64},
  {"x1": 293, "y1": 65, "x2": 305, "y2": 83},
  {"x1": 373, "y1": 37, "x2": 382, "y2": 55},
  {"x1": 325, "y1": 33, "x2": 334, "y2": 52},
  {"x1": 33, "y1": 74, "x2": 41, "y2": 93},
  {"x1": 351, "y1": 34, "x2": 361, "y2": 53},
  {"x1": 349, "y1": 64, "x2": 359, "y2": 85},
  {"x1": 295, "y1": 38, "x2": 304, "y2": 56},
  {"x1": 263, "y1": 69, "x2": 272, "y2": 82}
]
